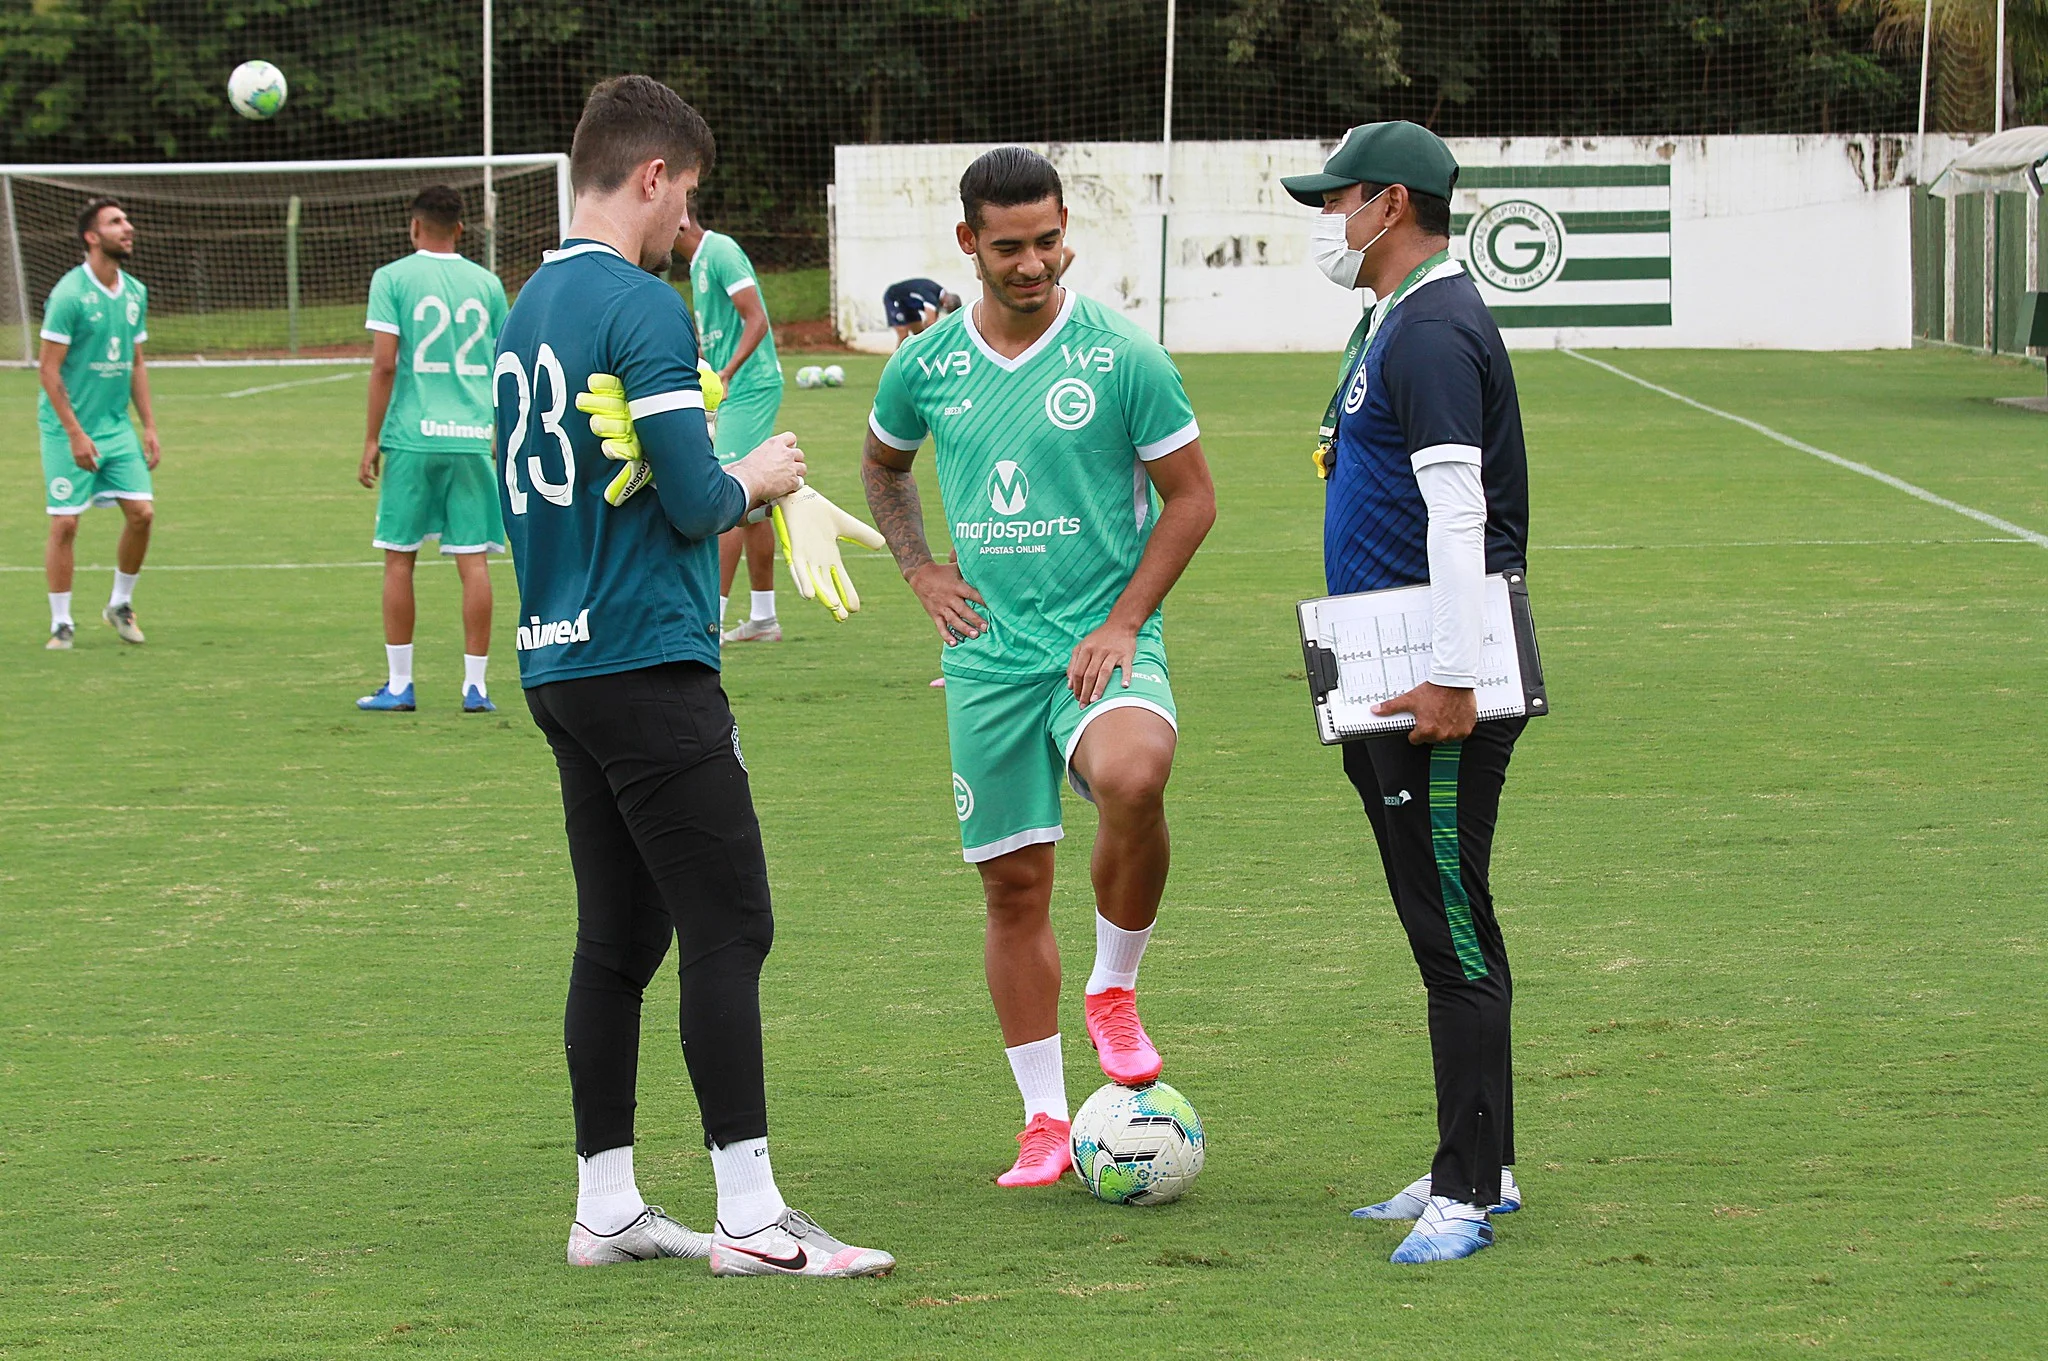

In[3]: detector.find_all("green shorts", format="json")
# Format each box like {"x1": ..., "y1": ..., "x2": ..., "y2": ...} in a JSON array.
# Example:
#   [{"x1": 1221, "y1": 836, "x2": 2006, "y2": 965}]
[
  {"x1": 944, "y1": 642, "x2": 1177, "y2": 863},
  {"x1": 712, "y1": 382, "x2": 784, "y2": 466},
  {"x1": 42, "y1": 426, "x2": 150, "y2": 514},
  {"x1": 374, "y1": 449, "x2": 506, "y2": 554}
]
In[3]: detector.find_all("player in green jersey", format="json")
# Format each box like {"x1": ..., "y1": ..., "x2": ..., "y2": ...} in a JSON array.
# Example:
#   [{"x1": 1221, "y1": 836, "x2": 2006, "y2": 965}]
[
  {"x1": 862, "y1": 148, "x2": 1216, "y2": 1188},
  {"x1": 355, "y1": 186, "x2": 510, "y2": 713},
  {"x1": 37, "y1": 197, "x2": 161, "y2": 650},
  {"x1": 677, "y1": 215, "x2": 786, "y2": 642}
]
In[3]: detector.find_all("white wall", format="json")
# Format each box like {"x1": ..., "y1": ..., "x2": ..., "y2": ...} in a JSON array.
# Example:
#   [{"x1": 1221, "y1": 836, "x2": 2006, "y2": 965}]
[{"x1": 831, "y1": 134, "x2": 1977, "y2": 353}]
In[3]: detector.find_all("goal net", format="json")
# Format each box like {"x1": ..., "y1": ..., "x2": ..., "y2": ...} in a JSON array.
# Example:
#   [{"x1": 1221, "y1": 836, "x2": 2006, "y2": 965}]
[{"x1": 0, "y1": 156, "x2": 567, "y2": 363}]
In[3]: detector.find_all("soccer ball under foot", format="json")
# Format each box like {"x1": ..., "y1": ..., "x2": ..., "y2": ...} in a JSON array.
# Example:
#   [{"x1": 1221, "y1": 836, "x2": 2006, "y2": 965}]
[{"x1": 1069, "y1": 1080, "x2": 1205, "y2": 1205}]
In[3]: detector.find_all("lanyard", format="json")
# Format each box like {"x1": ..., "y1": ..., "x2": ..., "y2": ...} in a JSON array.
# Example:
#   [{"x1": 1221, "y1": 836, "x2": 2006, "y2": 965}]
[{"x1": 1313, "y1": 249, "x2": 1450, "y2": 478}]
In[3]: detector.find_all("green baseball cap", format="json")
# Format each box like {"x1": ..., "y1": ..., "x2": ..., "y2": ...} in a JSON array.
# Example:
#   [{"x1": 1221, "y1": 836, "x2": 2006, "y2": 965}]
[{"x1": 1281, "y1": 121, "x2": 1460, "y2": 205}]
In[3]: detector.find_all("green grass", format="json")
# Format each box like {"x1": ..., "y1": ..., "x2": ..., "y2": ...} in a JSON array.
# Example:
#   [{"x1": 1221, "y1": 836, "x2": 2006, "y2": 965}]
[
  {"x1": 2, "y1": 346, "x2": 2045, "y2": 1358},
  {"x1": 672, "y1": 265, "x2": 830, "y2": 325}
]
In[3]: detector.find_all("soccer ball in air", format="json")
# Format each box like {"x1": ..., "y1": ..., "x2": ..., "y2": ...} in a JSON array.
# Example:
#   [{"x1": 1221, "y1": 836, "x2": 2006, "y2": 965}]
[
  {"x1": 794, "y1": 365, "x2": 824, "y2": 389},
  {"x1": 821, "y1": 364, "x2": 846, "y2": 387},
  {"x1": 228, "y1": 61, "x2": 289, "y2": 120},
  {"x1": 1070, "y1": 1080, "x2": 1205, "y2": 1205}
]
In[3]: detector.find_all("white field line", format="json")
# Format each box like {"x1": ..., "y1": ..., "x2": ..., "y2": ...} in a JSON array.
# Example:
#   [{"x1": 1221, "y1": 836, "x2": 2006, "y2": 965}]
[
  {"x1": 219, "y1": 370, "x2": 366, "y2": 399},
  {"x1": 1562, "y1": 348, "x2": 2048, "y2": 550},
  {"x1": 0, "y1": 540, "x2": 2026, "y2": 576}
]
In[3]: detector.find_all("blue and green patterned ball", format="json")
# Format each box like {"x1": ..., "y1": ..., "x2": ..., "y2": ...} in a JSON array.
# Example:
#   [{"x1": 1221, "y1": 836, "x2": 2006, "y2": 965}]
[{"x1": 1070, "y1": 1080, "x2": 1206, "y2": 1205}]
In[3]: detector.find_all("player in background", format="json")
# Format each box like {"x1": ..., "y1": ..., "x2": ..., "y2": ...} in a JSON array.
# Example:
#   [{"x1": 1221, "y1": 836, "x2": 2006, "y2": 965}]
[
  {"x1": 882, "y1": 277, "x2": 961, "y2": 346},
  {"x1": 496, "y1": 75, "x2": 890, "y2": 1277},
  {"x1": 356, "y1": 186, "x2": 509, "y2": 713},
  {"x1": 676, "y1": 214, "x2": 785, "y2": 642},
  {"x1": 862, "y1": 148, "x2": 1215, "y2": 1188},
  {"x1": 38, "y1": 198, "x2": 160, "y2": 649}
]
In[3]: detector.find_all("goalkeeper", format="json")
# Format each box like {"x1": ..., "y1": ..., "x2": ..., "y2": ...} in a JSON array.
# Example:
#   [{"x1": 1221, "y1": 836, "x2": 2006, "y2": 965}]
[{"x1": 493, "y1": 75, "x2": 891, "y2": 1278}]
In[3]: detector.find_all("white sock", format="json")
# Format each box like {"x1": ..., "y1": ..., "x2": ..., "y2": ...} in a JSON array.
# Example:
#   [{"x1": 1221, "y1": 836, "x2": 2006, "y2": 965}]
[
  {"x1": 575, "y1": 1145, "x2": 646, "y2": 1234},
  {"x1": 710, "y1": 1136, "x2": 787, "y2": 1237},
  {"x1": 463, "y1": 654, "x2": 488, "y2": 697},
  {"x1": 385, "y1": 643, "x2": 414, "y2": 693},
  {"x1": 1085, "y1": 914, "x2": 1153, "y2": 995},
  {"x1": 750, "y1": 589, "x2": 775, "y2": 622},
  {"x1": 719, "y1": 594, "x2": 729, "y2": 622},
  {"x1": 108, "y1": 570, "x2": 138, "y2": 609},
  {"x1": 49, "y1": 592, "x2": 73, "y2": 628},
  {"x1": 1005, "y1": 1033, "x2": 1069, "y2": 1123}
]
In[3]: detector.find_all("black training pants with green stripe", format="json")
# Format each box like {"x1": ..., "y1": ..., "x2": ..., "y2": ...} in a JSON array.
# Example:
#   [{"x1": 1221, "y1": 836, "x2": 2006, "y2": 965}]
[{"x1": 1344, "y1": 716, "x2": 1526, "y2": 1210}]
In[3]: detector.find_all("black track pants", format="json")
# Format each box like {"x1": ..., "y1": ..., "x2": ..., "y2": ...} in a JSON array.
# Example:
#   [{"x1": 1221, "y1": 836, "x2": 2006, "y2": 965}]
[
  {"x1": 1343, "y1": 717, "x2": 1525, "y2": 1208},
  {"x1": 525, "y1": 661, "x2": 774, "y2": 1155}
]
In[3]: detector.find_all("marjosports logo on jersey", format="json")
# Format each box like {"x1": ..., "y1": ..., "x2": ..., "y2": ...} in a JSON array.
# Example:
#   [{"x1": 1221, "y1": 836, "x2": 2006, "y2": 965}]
[
  {"x1": 956, "y1": 458, "x2": 1080, "y2": 555},
  {"x1": 952, "y1": 773, "x2": 974, "y2": 822},
  {"x1": 1468, "y1": 200, "x2": 1565, "y2": 292},
  {"x1": 1044, "y1": 377, "x2": 1096, "y2": 431},
  {"x1": 987, "y1": 459, "x2": 1030, "y2": 515}
]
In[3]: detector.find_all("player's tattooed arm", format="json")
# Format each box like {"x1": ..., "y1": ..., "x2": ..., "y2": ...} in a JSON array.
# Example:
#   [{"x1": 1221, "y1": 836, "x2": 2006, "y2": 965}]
[
  {"x1": 860, "y1": 430, "x2": 933, "y2": 575},
  {"x1": 861, "y1": 430, "x2": 986, "y2": 644}
]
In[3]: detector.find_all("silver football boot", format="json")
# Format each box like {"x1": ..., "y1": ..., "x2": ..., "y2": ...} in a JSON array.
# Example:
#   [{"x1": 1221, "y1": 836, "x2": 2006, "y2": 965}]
[
  {"x1": 566, "y1": 1206, "x2": 711, "y2": 1266},
  {"x1": 708, "y1": 1208, "x2": 894, "y2": 1278}
]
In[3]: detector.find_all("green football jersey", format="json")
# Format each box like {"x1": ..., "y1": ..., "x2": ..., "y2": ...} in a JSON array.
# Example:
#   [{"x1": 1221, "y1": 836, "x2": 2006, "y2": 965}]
[
  {"x1": 37, "y1": 265, "x2": 148, "y2": 441},
  {"x1": 869, "y1": 290, "x2": 1201, "y2": 681},
  {"x1": 688, "y1": 230, "x2": 781, "y2": 398},
  {"x1": 365, "y1": 250, "x2": 509, "y2": 455}
]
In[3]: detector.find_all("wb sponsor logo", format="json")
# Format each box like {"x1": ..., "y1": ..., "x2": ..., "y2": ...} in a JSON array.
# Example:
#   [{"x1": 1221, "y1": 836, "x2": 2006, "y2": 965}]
[
  {"x1": 1060, "y1": 343, "x2": 1116, "y2": 372},
  {"x1": 1044, "y1": 377, "x2": 1095, "y2": 431},
  {"x1": 987, "y1": 459, "x2": 1029, "y2": 515},
  {"x1": 916, "y1": 349, "x2": 972, "y2": 378},
  {"x1": 1468, "y1": 200, "x2": 1565, "y2": 293}
]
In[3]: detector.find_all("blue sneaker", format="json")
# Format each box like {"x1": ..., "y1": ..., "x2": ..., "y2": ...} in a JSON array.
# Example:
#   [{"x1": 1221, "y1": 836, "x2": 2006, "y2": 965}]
[
  {"x1": 462, "y1": 685, "x2": 497, "y2": 714},
  {"x1": 1352, "y1": 1168, "x2": 1519, "y2": 1220},
  {"x1": 1389, "y1": 1199, "x2": 1494, "y2": 1264},
  {"x1": 357, "y1": 683, "x2": 416, "y2": 712}
]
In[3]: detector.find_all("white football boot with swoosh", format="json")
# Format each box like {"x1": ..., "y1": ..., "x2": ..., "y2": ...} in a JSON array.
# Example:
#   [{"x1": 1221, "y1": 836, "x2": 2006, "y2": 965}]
[{"x1": 709, "y1": 1208, "x2": 894, "y2": 1278}]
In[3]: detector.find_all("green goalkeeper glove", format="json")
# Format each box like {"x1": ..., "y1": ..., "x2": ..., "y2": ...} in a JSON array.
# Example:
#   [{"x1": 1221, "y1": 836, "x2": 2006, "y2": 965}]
[{"x1": 771, "y1": 484, "x2": 887, "y2": 622}]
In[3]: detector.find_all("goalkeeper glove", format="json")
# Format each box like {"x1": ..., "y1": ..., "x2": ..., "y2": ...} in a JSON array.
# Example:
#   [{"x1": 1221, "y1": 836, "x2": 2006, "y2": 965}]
[
  {"x1": 575, "y1": 363, "x2": 729, "y2": 508},
  {"x1": 574, "y1": 373, "x2": 650, "y2": 506},
  {"x1": 772, "y1": 484, "x2": 886, "y2": 622}
]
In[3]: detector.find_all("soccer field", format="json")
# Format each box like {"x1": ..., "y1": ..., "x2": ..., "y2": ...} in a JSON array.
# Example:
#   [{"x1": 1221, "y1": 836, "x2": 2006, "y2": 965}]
[{"x1": 3, "y1": 346, "x2": 2043, "y2": 1358}]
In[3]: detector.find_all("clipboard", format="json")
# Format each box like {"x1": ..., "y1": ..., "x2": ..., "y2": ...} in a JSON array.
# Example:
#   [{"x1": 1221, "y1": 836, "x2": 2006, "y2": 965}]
[{"x1": 1297, "y1": 571, "x2": 1548, "y2": 744}]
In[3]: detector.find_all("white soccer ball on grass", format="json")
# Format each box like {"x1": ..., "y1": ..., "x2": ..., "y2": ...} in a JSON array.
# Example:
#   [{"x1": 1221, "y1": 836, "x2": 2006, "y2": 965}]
[
  {"x1": 821, "y1": 364, "x2": 846, "y2": 387},
  {"x1": 228, "y1": 61, "x2": 289, "y2": 121},
  {"x1": 795, "y1": 365, "x2": 824, "y2": 389},
  {"x1": 1070, "y1": 1080, "x2": 1206, "y2": 1205}
]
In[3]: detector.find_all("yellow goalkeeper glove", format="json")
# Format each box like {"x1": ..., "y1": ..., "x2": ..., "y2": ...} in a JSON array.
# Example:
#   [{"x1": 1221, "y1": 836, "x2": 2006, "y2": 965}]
[
  {"x1": 771, "y1": 484, "x2": 886, "y2": 622},
  {"x1": 575, "y1": 364, "x2": 728, "y2": 507},
  {"x1": 574, "y1": 373, "x2": 649, "y2": 506}
]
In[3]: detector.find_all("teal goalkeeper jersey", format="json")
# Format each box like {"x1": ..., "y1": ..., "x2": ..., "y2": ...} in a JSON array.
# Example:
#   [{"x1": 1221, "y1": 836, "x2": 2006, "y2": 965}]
[
  {"x1": 37, "y1": 265, "x2": 148, "y2": 441},
  {"x1": 366, "y1": 250, "x2": 509, "y2": 455},
  {"x1": 688, "y1": 230, "x2": 780, "y2": 398},
  {"x1": 868, "y1": 289, "x2": 1201, "y2": 681}
]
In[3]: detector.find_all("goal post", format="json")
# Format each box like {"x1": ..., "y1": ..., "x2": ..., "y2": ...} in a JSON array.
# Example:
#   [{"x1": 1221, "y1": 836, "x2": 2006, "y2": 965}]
[{"x1": 0, "y1": 154, "x2": 569, "y2": 365}]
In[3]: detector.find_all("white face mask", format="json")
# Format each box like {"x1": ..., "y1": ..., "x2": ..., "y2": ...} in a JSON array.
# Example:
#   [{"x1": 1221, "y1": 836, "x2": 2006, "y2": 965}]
[{"x1": 1309, "y1": 186, "x2": 1392, "y2": 290}]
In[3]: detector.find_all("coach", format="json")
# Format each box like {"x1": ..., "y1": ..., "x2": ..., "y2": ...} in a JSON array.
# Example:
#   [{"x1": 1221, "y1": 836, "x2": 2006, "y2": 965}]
[{"x1": 1282, "y1": 123, "x2": 1533, "y2": 1264}]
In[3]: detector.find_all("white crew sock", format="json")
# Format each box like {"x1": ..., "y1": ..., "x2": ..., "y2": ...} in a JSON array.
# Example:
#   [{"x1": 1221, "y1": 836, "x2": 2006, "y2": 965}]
[
  {"x1": 463, "y1": 654, "x2": 488, "y2": 697},
  {"x1": 49, "y1": 592, "x2": 73, "y2": 628},
  {"x1": 710, "y1": 1136, "x2": 787, "y2": 1237},
  {"x1": 1005, "y1": 1033, "x2": 1069, "y2": 1123},
  {"x1": 108, "y1": 570, "x2": 138, "y2": 609},
  {"x1": 750, "y1": 589, "x2": 776, "y2": 622},
  {"x1": 719, "y1": 594, "x2": 729, "y2": 622},
  {"x1": 575, "y1": 1144, "x2": 646, "y2": 1234},
  {"x1": 1084, "y1": 913, "x2": 1153, "y2": 995},
  {"x1": 385, "y1": 643, "x2": 414, "y2": 693}
]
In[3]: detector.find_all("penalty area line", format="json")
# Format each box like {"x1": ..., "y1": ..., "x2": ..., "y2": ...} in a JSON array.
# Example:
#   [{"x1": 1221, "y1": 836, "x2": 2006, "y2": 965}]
[
  {"x1": 1561, "y1": 348, "x2": 2048, "y2": 551},
  {"x1": 219, "y1": 370, "x2": 367, "y2": 399}
]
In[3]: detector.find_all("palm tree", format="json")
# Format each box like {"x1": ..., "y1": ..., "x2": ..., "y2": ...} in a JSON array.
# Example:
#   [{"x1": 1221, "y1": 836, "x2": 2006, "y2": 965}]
[{"x1": 1846, "y1": 0, "x2": 2048, "y2": 130}]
